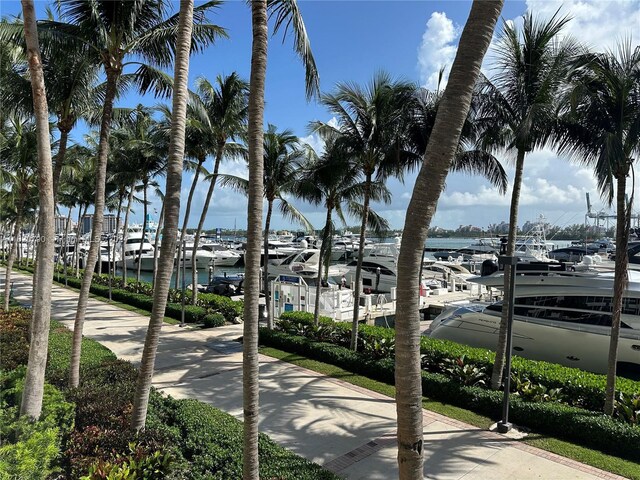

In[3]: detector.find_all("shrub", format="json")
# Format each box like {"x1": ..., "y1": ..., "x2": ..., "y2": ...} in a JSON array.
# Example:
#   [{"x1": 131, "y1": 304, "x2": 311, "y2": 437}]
[
  {"x1": 0, "y1": 308, "x2": 31, "y2": 371},
  {"x1": 81, "y1": 444, "x2": 174, "y2": 480},
  {"x1": 202, "y1": 313, "x2": 226, "y2": 329},
  {"x1": 259, "y1": 328, "x2": 640, "y2": 462}
]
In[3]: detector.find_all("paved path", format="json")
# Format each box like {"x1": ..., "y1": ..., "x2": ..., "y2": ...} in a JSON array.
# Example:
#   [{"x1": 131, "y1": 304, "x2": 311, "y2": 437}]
[{"x1": 2, "y1": 268, "x2": 626, "y2": 480}]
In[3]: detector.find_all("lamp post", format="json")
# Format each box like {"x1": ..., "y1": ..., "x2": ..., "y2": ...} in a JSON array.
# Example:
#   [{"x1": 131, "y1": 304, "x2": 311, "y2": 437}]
[
  {"x1": 497, "y1": 255, "x2": 517, "y2": 433},
  {"x1": 107, "y1": 235, "x2": 112, "y2": 301}
]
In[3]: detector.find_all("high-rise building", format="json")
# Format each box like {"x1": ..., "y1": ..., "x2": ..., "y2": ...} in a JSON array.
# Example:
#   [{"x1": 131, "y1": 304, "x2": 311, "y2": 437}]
[{"x1": 80, "y1": 214, "x2": 119, "y2": 235}]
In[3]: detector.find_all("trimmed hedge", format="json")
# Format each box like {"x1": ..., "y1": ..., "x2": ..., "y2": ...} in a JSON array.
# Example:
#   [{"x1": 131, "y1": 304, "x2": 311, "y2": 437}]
[
  {"x1": 259, "y1": 327, "x2": 640, "y2": 462},
  {"x1": 278, "y1": 311, "x2": 640, "y2": 411}
]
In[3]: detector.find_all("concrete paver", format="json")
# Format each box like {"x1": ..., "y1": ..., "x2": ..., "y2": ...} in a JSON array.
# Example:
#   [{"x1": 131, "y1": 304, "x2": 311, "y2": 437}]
[{"x1": 2, "y1": 268, "x2": 626, "y2": 479}]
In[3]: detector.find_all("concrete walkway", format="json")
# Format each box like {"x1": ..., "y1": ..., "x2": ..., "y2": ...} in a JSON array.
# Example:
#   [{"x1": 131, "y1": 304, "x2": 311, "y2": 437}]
[{"x1": 2, "y1": 268, "x2": 626, "y2": 480}]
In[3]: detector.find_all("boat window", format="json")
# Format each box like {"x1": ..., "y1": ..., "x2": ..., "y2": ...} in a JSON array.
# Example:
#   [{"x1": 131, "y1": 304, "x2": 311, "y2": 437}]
[
  {"x1": 280, "y1": 254, "x2": 297, "y2": 266},
  {"x1": 486, "y1": 302, "x2": 502, "y2": 312},
  {"x1": 360, "y1": 261, "x2": 395, "y2": 276}
]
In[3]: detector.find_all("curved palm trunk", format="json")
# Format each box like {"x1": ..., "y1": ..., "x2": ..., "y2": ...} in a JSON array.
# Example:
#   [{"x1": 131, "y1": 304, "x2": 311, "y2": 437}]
[
  {"x1": 131, "y1": 0, "x2": 193, "y2": 431},
  {"x1": 121, "y1": 182, "x2": 135, "y2": 284},
  {"x1": 69, "y1": 67, "x2": 120, "y2": 388},
  {"x1": 244, "y1": 1, "x2": 268, "y2": 476},
  {"x1": 3, "y1": 199, "x2": 24, "y2": 311},
  {"x1": 62, "y1": 208, "x2": 72, "y2": 283},
  {"x1": 152, "y1": 198, "x2": 165, "y2": 287},
  {"x1": 20, "y1": 0, "x2": 56, "y2": 420},
  {"x1": 604, "y1": 172, "x2": 630, "y2": 415},
  {"x1": 191, "y1": 145, "x2": 224, "y2": 305},
  {"x1": 263, "y1": 200, "x2": 274, "y2": 328},
  {"x1": 313, "y1": 205, "x2": 333, "y2": 325},
  {"x1": 73, "y1": 204, "x2": 86, "y2": 276},
  {"x1": 395, "y1": 2, "x2": 502, "y2": 477},
  {"x1": 175, "y1": 157, "x2": 204, "y2": 290},
  {"x1": 350, "y1": 172, "x2": 372, "y2": 350},
  {"x1": 136, "y1": 179, "x2": 149, "y2": 282},
  {"x1": 490, "y1": 148, "x2": 526, "y2": 390}
]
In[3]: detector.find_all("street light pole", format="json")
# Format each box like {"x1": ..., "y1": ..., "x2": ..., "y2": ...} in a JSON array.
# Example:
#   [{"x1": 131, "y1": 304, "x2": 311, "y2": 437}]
[
  {"x1": 180, "y1": 239, "x2": 186, "y2": 327},
  {"x1": 497, "y1": 255, "x2": 517, "y2": 433},
  {"x1": 107, "y1": 235, "x2": 112, "y2": 301}
]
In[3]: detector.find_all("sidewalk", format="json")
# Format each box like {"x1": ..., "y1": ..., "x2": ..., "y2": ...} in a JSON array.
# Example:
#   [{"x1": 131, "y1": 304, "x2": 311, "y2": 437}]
[{"x1": 2, "y1": 268, "x2": 626, "y2": 480}]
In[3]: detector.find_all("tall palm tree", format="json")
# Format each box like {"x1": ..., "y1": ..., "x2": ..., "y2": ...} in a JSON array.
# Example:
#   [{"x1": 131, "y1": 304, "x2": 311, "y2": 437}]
[
  {"x1": 4, "y1": 0, "x2": 225, "y2": 389},
  {"x1": 221, "y1": 124, "x2": 312, "y2": 328},
  {"x1": 1, "y1": 116, "x2": 38, "y2": 312},
  {"x1": 130, "y1": 0, "x2": 194, "y2": 432},
  {"x1": 311, "y1": 72, "x2": 417, "y2": 350},
  {"x1": 296, "y1": 133, "x2": 390, "y2": 325},
  {"x1": 19, "y1": 0, "x2": 56, "y2": 422},
  {"x1": 555, "y1": 43, "x2": 640, "y2": 415},
  {"x1": 395, "y1": 2, "x2": 503, "y2": 476},
  {"x1": 190, "y1": 73, "x2": 249, "y2": 305},
  {"x1": 479, "y1": 12, "x2": 578, "y2": 389},
  {"x1": 243, "y1": 0, "x2": 318, "y2": 476}
]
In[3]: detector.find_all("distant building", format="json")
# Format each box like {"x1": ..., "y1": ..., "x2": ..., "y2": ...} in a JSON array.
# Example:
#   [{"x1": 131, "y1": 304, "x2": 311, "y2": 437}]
[
  {"x1": 54, "y1": 216, "x2": 71, "y2": 235},
  {"x1": 81, "y1": 214, "x2": 119, "y2": 235}
]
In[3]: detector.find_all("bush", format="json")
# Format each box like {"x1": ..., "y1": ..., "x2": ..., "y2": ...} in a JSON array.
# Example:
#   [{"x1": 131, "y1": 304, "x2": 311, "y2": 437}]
[
  {"x1": 259, "y1": 327, "x2": 640, "y2": 462},
  {"x1": 202, "y1": 313, "x2": 226, "y2": 329},
  {"x1": 0, "y1": 308, "x2": 31, "y2": 372}
]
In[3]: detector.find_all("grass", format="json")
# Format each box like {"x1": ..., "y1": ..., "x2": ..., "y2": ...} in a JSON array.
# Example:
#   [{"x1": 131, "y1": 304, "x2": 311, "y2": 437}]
[{"x1": 260, "y1": 347, "x2": 640, "y2": 480}]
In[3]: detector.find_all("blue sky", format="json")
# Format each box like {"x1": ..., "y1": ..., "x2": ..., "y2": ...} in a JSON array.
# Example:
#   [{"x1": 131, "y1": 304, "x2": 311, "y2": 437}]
[{"x1": 2, "y1": 0, "x2": 639, "y2": 233}]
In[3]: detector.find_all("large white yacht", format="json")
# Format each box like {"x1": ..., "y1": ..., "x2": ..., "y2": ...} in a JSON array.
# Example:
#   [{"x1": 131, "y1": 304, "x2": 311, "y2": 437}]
[
  {"x1": 116, "y1": 232, "x2": 155, "y2": 271},
  {"x1": 198, "y1": 242, "x2": 242, "y2": 267},
  {"x1": 428, "y1": 267, "x2": 640, "y2": 378}
]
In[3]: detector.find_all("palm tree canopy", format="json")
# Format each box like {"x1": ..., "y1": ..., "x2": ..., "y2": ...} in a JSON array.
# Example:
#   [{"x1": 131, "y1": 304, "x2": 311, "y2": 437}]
[
  {"x1": 478, "y1": 10, "x2": 578, "y2": 155},
  {"x1": 311, "y1": 71, "x2": 418, "y2": 181},
  {"x1": 555, "y1": 42, "x2": 640, "y2": 203}
]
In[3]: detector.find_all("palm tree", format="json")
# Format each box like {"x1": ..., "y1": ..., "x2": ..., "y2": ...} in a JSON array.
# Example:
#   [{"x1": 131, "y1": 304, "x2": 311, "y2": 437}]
[
  {"x1": 296, "y1": 133, "x2": 390, "y2": 325},
  {"x1": 221, "y1": 124, "x2": 312, "y2": 329},
  {"x1": 4, "y1": 0, "x2": 226, "y2": 389},
  {"x1": 131, "y1": 0, "x2": 195, "y2": 432},
  {"x1": 555, "y1": 43, "x2": 640, "y2": 415},
  {"x1": 395, "y1": 2, "x2": 503, "y2": 476},
  {"x1": 311, "y1": 72, "x2": 416, "y2": 350},
  {"x1": 1, "y1": 116, "x2": 38, "y2": 312},
  {"x1": 479, "y1": 11, "x2": 578, "y2": 389},
  {"x1": 190, "y1": 73, "x2": 249, "y2": 305},
  {"x1": 243, "y1": 0, "x2": 318, "y2": 476},
  {"x1": 18, "y1": 0, "x2": 56, "y2": 422}
]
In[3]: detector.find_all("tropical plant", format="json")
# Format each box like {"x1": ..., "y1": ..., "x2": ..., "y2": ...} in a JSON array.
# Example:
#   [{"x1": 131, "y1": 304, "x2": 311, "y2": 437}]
[
  {"x1": 2, "y1": 0, "x2": 225, "y2": 389},
  {"x1": 221, "y1": 124, "x2": 312, "y2": 329},
  {"x1": 393, "y1": 1, "x2": 503, "y2": 476},
  {"x1": 242, "y1": 0, "x2": 318, "y2": 476},
  {"x1": 555, "y1": 42, "x2": 640, "y2": 414},
  {"x1": 190, "y1": 73, "x2": 249, "y2": 305},
  {"x1": 478, "y1": 11, "x2": 578, "y2": 390},
  {"x1": 295, "y1": 132, "x2": 390, "y2": 325},
  {"x1": 130, "y1": 0, "x2": 196, "y2": 432},
  {"x1": 15, "y1": 0, "x2": 56, "y2": 423}
]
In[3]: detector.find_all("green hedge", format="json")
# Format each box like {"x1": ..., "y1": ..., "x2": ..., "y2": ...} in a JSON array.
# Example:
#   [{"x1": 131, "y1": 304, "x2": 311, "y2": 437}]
[
  {"x1": 259, "y1": 327, "x2": 640, "y2": 462},
  {"x1": 277, "y1": 311, "x2": 640, "y2": 411}
]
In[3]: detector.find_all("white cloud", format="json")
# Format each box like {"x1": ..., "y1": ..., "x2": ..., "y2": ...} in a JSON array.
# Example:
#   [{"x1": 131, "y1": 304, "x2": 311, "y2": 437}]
[
  {"x1": 525, "y1": 0, "x2": 640, "y2": 51},
  {"x1": 417, "y1": 12, "x2": 460, "y2": 89}
]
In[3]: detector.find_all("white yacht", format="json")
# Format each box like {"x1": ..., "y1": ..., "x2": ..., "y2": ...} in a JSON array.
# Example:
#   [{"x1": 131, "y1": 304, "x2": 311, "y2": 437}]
[
  {"x1": 428, "y1": 267, "x2": 640, "y2": 377},
  {"x1": 269, "y1": 249, "x2": 350, "y2": 286},
  {"x1": 345, "y1": 242, "x2": 400, "y2": 292},
  {"x1": 199, "y1": 242, "x2": 242, "y2": 267},
  {"x1": 116, "y1": 232, "x2": 155, "y2": 271}
]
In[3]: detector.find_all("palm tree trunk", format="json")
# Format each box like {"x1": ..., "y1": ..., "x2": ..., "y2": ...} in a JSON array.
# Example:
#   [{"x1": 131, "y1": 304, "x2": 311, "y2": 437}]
[
  {"x1": 136, "y1": 179, "x2": 148, "y2": 282},
  {"x1": 604, "y1": 172, "x2": 630, "y2": 415},
  {"x1": 52, "y1": 122, "x2": 71, "y2": 199},
  {"x1": 263, "y1": 200, "x2": 274, "y2": 328},
  {"x1": 122, "y1": 182, "x2": 135, "y2": 284},
  {"x1": 69, "y1": 66, "x2": 120, "y2": 389},
  {"x1": 350, "y1": 172, "x2": 372, "y2": 351},
  {"x1": 191, "y1": 145, "x2": 224, "y2": 305},
  {"x1": 63, "y1": 208, "x2": 72, "y2": 281},
  {"x1": 175, "y1": 157, "x2": 205, "y2": 290},
  {"x1": 153, "y1": 198, "x2": 165, "y2": 287},
  {"x1": 314, "y1": 205, "x2": 333, "y2": 325},
  {"x1": 244, "y1": 1, "x2": 268, "y2": 476},
  {"x1": 112, "y1": 190, "x2": 124, "y2": 278},
  {"x1": 73, "y1": 204, "x2": 85, "y2": 276},
  {"x1": 3, "y1": 199, "x2": 24, "y2": 311},
  {"x1": 19, "y1": 0, "x2": 56, "y2": 420},
  {"x1": 490, "y1": 148, "x2": 526, "y2": 390},
  {"x1": 394, "y1": 2, "x2": 502, "y2": 477},
  {"x1": 131, "y1": 0, "x2": 193, "y2": 431}
]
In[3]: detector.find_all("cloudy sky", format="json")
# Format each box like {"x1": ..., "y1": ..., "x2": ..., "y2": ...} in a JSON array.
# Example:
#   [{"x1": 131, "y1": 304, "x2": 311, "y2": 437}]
[{"x1": 3, "y1": 0, "x2": 639, "y2": 232}]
